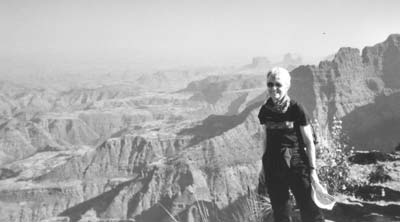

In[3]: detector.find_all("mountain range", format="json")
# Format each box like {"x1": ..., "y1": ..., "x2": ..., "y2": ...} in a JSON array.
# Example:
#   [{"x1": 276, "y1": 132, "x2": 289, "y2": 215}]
[{"x1": 0, "y1": 34, "x2": 399, "y2": 222}]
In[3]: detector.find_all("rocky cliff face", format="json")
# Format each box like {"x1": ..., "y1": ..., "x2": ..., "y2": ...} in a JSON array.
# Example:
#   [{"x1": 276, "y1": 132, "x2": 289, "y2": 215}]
[
  {"x1": 363, "y1": 34, "x2": 400, "y2": 89},
  {"x1": 290, "y1": 47, "x2": 377, "y2": 128},
  {"x1": 290, "y1": 34, "x2": 400, "y2": 151}
]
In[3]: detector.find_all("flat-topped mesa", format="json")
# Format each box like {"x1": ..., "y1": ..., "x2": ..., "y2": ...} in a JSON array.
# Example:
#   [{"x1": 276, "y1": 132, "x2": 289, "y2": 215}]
[{"x1": 251, "y1": 56, "x2": 271, "y2": 67}]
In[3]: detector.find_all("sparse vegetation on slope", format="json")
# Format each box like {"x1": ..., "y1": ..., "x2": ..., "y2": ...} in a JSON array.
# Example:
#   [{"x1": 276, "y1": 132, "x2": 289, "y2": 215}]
[{"x1": 315, "y1": 117, "x2": 355, "y2": 194}]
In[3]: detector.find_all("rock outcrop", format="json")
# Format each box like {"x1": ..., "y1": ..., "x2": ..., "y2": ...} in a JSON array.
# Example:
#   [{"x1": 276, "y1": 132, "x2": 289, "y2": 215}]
[{"x1": 290, "y1": 34, "x2": 400, "y2": 151}]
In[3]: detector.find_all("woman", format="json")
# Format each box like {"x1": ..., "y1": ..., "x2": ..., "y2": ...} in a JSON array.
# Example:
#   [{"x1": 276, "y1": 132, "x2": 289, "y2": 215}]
[{"x1": 258, "y1": 67, "x2": 324, "y2": 222}]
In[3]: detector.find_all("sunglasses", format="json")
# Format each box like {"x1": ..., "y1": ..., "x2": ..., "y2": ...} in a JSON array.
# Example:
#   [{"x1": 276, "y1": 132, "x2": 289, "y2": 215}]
[{"x1": 267, "y1": 82, "x2": 283, "y2": 88}]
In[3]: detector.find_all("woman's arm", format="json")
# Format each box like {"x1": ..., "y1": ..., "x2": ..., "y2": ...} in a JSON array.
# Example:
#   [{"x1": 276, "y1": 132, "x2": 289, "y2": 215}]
[
  {"x1": 259, "y1": 125, "x2": 267, "y2": 184},
  {"x1": 300, "y1": 124, "x2": 319, "y2": 181}
]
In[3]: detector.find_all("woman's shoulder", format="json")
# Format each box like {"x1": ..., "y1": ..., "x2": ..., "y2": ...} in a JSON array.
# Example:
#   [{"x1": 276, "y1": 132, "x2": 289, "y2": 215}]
[
  {"x1": 289, "y1": 99, "x2": 302, "y2": 109},
  {"x1": 289, "y1": 99, "x2": 307, "y2": 114}
]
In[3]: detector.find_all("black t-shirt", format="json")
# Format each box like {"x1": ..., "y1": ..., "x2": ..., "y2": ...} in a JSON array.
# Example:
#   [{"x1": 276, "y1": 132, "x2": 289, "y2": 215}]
[{"x1": 258, "y1": 99, "x2": 310, "y2": 169}]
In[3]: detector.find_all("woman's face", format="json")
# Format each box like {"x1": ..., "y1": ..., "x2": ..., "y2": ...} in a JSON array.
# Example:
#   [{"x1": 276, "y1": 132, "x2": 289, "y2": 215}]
[{"x1": 267, "y1": 75, "x2": 290, "y2": 101}]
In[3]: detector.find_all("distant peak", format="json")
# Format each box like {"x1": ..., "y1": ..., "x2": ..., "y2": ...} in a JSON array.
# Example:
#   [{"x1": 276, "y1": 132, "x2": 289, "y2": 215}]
[
  {"x1": 333, "y1": 47, "x2": 361, "y2": 62},
  {"x1": 385, "y1": 33, "x2": 400, "y2": 44},
  {"x1": 336, "y1": 47, "x2": 360, "y2": 54}
]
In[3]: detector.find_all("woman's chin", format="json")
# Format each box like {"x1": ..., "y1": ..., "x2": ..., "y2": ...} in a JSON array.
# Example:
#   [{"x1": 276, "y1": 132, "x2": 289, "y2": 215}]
[{"x1": 271, "y1": 95, "x2": 282, "y2": 101}]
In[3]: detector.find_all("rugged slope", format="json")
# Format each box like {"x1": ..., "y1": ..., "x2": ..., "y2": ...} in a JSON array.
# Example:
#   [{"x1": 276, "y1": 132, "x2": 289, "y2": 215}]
[
  {"x1": 182, "y1": 74, "x2": 266, "y2": 115},
  {"x1": 290, "y1": 34, "x2": 400, "y2": 151},
  {"x1": 0, "y1": 97, "x2": 265, "y2": 222},
  {"x1": 342, "y1": 92, "x2": 400, "y2": 152}
]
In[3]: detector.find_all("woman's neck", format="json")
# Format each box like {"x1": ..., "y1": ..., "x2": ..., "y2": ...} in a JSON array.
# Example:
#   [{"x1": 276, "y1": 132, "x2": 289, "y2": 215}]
[{"x1": 272, "y1": 95, "x2": 286, "y2": 104}]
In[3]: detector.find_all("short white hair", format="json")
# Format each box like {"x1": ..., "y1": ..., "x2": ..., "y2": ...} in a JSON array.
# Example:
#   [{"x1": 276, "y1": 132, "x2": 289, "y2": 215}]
[{"x1": 266, "y1": 67, "x2": 291, "y2": 86}]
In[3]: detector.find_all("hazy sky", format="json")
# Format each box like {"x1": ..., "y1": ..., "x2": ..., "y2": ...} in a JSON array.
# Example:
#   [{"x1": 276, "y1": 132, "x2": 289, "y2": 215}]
[{"x1": 1, "y1": 0, "x2": 399, "y2": 74}]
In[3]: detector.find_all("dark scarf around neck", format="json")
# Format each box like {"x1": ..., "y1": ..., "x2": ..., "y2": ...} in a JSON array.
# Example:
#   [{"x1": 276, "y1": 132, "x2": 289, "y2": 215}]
[{"x1": 265, "y1": 95, "x2": 291, "y2": 114}]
